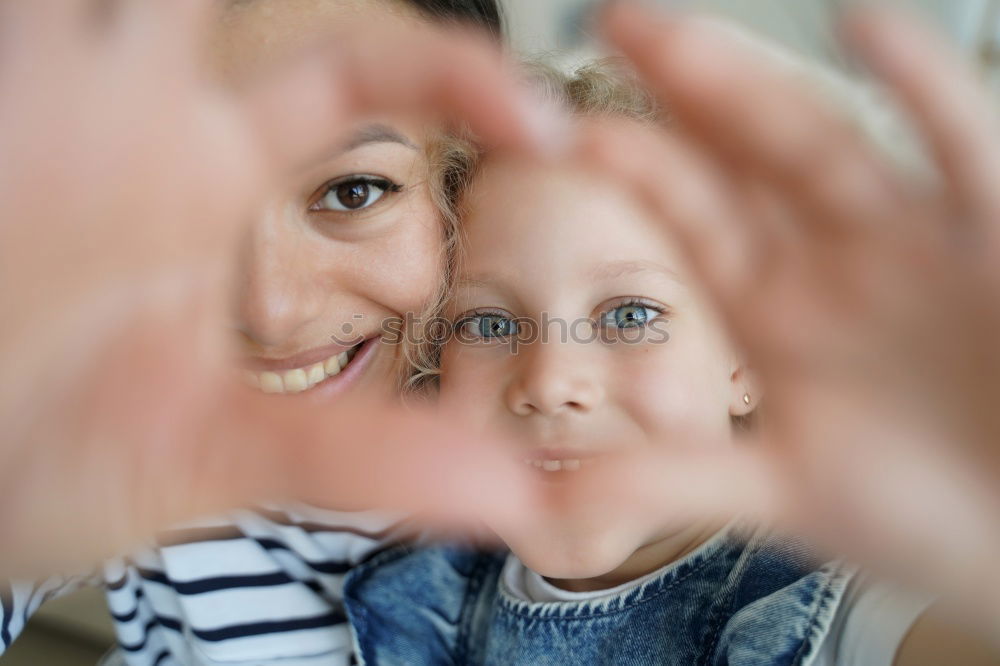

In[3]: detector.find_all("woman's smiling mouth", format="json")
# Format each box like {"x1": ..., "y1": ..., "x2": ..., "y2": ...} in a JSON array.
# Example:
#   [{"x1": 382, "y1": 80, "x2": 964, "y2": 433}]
[{"x1": 242, "y1": 341, "x2": 366, "y2": 394}]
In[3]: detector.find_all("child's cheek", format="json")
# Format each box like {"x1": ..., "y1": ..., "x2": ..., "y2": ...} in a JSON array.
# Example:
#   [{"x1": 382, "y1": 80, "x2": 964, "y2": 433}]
[
  {"x1": 610, "y1": 346, "x2": 732, "y2": 449},
  {"x1": 439, "y1": 343, "x2": 508, "y2": 424}
]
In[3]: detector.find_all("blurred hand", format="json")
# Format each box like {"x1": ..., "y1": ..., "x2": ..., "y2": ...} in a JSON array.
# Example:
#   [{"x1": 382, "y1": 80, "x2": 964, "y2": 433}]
[
  {"x1": 0, "y1": 0, "x2": 546, "y2": 575},
  {"x1": 572, "y1": 2, "x2": 1000, "y2": 619}
]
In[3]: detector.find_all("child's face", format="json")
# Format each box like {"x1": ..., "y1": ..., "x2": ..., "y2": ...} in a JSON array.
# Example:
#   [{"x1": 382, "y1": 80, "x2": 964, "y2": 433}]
[{"x1": 440, "y1": 151, "x2": 747, "y2": 583}]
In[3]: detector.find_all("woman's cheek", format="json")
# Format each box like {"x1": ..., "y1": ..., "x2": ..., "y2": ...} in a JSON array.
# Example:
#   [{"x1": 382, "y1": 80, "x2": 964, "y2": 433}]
[{"x1": 359, "y1": 197, "x2": 444, "y2": 315}]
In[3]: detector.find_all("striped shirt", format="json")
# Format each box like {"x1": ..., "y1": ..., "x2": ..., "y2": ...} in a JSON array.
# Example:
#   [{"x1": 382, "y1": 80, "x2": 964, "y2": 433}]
[{"x1": 0, "y1": 504, "x2": 403, "y2": 665}]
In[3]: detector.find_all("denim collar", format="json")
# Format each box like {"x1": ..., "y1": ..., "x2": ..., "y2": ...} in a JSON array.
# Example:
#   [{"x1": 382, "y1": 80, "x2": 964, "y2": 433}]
[{"x1": 496, "y1": 524, "x2": 741, "y2": 620}]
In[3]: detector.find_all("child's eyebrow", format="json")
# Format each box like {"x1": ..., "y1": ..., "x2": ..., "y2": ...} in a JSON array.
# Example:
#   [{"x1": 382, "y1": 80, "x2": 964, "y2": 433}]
[
  {"x1": 588, "y1": 260, "x2": 681, "y2": 283},
  {"x1": 456, "y1": 262, "x2": 681, "y2": 290},
  {"x1": 454, "y1": 274, "x2": 502, "y2": 290}
]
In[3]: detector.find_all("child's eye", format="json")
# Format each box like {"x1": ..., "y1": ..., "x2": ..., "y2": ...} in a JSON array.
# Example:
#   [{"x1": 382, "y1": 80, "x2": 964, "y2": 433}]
[
  {"x1": 458, "y1": 314, "x2": 518, "y2": 339},
  {"x1": 309, "y1": 176, "x2": 402, "y2": 213},
  {"x1": 600, "y1": 304, "x2": 662, "y2": 329}
]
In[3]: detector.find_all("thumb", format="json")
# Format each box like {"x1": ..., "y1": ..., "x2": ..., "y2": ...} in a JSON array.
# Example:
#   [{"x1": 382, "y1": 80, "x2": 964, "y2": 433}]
[
  {"x1": 526, "y1": 441, "x2": 783, "y2": 537},
  {"x1": 184, "y1": 388, "x2": 540, "y2": 534}
]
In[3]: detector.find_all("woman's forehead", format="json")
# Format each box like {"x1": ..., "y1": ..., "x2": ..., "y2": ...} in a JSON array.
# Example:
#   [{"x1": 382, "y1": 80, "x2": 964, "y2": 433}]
[
  {"x1": 212, "y1": 0, "x2": 430, "y2": 149},
  {"x1": 213, "y1": 0, "x2": 415, "y2": 78}
]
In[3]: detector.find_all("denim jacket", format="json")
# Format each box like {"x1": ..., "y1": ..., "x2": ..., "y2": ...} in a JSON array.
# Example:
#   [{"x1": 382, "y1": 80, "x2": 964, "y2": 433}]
[{"x1": 342, "y1": 527, "x2": 850, "y2": 666}]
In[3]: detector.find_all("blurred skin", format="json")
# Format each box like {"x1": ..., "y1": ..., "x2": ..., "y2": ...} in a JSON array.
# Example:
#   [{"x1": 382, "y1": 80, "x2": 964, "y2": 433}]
[
  {"x1": 568, "y1": 0, "x2": 1000, "y2": 645},
  {"x1": 0, "y1": 0, "x2": 550, "y2": 575},
  {"x1": 440, "y1": 153, "x2": 753, "y2": 591},
  {"x1": 1, "y1": 0, "x2": 1000, "y2": 651}
]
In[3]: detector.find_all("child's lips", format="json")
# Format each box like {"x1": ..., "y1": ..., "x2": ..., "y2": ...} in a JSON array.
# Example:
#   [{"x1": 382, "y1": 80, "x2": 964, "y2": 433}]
[
  {"x1": 519, "y1": 448, "x2": 610, "y2": 474},
  {"x1": 522, "y1": 458, "x2": 585, "y2": 472}
]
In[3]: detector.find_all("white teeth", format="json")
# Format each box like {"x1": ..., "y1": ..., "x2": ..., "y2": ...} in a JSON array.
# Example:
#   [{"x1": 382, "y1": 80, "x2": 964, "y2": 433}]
[
  {"x1": 246, "y1": 345, "x2": 362, "y2": 394},
  {"x1": 542, "y1": 460, "x2": 562, "y2": 472},
  {"x1": 260, "y1": 372, "x2": 283, "y2": 394},
  {"x1": 306, "y1": 362, "x2": 326, "y2": 387},
  {"x1": 283, "y1": 368, "x2": 308, "y2": 393},
  {"x1": 562, "y1": 459, "x2": 581, "y2": 471}
]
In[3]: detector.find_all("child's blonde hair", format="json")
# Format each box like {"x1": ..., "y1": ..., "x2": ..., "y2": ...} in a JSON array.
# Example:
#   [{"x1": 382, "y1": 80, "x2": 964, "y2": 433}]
[{"x1": 395, "y1": 129, "x2": 479, "y2": 393}]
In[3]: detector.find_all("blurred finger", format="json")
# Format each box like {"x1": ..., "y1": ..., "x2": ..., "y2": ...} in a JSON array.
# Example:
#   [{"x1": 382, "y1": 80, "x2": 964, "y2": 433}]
[
  {"x1": 530, "y1": 444, "x2": 782, "y2": 538},
  {"x1": 844, "y1": 7, "x2": 1000, "y2": 239},
  {"x1": 0, "y1": 0, "x2": 96, "y2": 70},
  {"x1": 189, "y1": 389, "x2": 539, "y2": 535},
  {"x1": 0, "y1": 0, "x2": 93, "y2": 38},
  {"x1": 242, "y1": 21, "x2": 565, "y2": 177},
  {"x1": 601, "y1": 3, "x2": 907, "y2": 240},
  {"x1": 109, "y1": 0, "x2": 216, "y2": 60},
  {"x1": 577, "y1": 119, "x2": 758, "y2": 327}
]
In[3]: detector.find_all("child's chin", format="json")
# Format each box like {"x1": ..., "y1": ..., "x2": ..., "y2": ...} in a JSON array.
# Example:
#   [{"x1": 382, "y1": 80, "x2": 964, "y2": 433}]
[{"x1": 512, "y1": 540, "x2": 633, "y2": 583}]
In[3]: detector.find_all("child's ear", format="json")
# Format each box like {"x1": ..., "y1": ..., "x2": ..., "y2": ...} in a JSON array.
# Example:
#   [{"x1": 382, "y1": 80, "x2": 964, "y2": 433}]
[{"x1": 729, "y1": 363, "x2": 759, "y2": 417}]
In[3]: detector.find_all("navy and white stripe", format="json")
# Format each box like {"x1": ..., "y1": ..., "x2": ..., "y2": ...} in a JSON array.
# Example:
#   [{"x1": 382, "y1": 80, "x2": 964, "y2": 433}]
[{"x1": 0, "y1": 504, "x2": 402, "y2": 665}]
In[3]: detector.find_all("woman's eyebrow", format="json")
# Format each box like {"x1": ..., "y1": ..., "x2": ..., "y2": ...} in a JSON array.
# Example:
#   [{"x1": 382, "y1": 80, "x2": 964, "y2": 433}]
[{"x1": 339, "y1": 124, "x2": 417, "y2": 152}]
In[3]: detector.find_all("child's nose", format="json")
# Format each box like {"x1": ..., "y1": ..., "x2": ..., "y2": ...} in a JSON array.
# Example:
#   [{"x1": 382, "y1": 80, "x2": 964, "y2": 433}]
[{"x1": 505, "y1": 342, "x2": 604, "y2": 417}]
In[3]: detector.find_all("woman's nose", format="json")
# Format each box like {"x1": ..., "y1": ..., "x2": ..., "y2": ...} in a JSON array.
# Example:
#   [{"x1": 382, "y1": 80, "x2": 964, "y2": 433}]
[
  {"x1": 235, "y1": 206, "x2": 323, "y2": 347},
  {"x1": 505, "y1": 341, "x2": 604, "y2": 417}
]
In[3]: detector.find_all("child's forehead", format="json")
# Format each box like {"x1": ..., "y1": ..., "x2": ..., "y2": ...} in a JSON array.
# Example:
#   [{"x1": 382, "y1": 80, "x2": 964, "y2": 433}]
[{"x1": 464, "y1": 156, "x2": 677, "y2": 266}]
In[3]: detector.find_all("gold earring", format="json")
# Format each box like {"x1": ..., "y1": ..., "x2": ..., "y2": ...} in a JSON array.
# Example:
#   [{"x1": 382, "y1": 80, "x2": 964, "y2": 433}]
[{"x1": 742, "y1": 393, "x2": 751, "y2": 406}]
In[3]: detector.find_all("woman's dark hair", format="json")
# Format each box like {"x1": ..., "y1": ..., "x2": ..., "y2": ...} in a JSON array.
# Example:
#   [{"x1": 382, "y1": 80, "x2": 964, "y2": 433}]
[
  {"x1": 227, "y1": 1, "x2": 504, "y2": 42},
  {"x1": 400, "y1": 0, "x2": 504, "y2": 41}
]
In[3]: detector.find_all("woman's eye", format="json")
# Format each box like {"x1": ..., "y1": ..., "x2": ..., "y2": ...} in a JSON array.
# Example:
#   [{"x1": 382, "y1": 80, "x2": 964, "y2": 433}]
[
  {"x1": 602, "y1": 304, "x2": 660, "y2": 329},
  {"x1": 460, "y1": 314, "x2": 518, "y2": 339},
  {"x1": 310, "y1": 177, "x2": 400, "y2": 212}
]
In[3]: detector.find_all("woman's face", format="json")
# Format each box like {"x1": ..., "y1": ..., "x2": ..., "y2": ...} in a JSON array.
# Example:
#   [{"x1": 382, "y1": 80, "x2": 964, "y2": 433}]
[{"x1": 216, "y1": 0, "x2": 444, "y2": 402}]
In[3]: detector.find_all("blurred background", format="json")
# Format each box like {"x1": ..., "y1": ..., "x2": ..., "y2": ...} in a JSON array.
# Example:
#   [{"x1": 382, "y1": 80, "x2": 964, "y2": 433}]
[
  {"x1": 3, "y1": 0, "x2": 997, "y2": 663},
  {"x1": 505, "y1": 0, "x2": 1000, "y2": 87}
]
